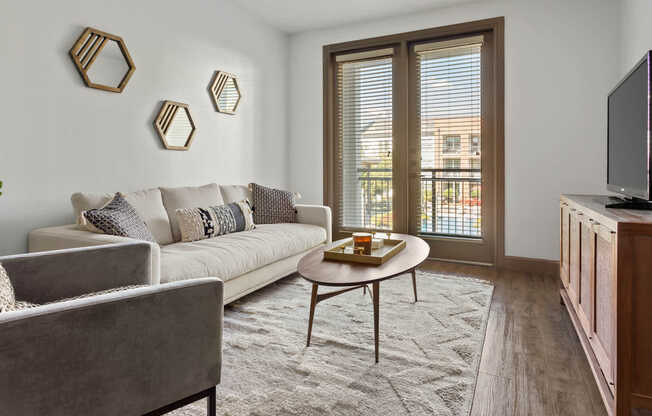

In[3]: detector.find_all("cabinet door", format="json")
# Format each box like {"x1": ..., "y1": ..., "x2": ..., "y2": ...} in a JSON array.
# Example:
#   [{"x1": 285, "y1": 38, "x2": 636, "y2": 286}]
[
  {"x1": 560, "y1": 204, "x2": 571, "y2": 288},
  {"x1": 568, "y1": 211, "x2": 581, "y2": 305},
  {"x1": 591, "y1": 224, "x2": 616, "y2": 388},
  {"x1": 576, "y1": 220, "x2": 593, "y2": 336}
]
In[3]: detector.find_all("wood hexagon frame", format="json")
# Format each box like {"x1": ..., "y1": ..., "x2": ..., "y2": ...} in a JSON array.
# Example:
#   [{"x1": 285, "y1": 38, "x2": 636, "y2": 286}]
[
  {"x1": 154, "y1": 101, "x2": 197, "y2": 151},
  {"x1": 69, "y1": 27, "x2": 136, "y2": 93},
  {"x1": 209, "y1": 71, "x2": 242, "y2": 115}
]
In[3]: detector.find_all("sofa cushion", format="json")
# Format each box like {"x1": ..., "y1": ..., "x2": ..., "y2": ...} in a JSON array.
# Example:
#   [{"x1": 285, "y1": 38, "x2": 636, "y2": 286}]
[
  {"x1": 71, "y1": 189, "x2": 173, "y2": 245},
  {"x1": 160, "y1": 184, "x2": 223, "y2": 242},
  {"x1": 219, "y1": 185, "x2": 251, "y2": 204},
  {"x1": 71, "y1": 192, "x2": 112, "y2": 225},
  {"x1": 159, "y1": 223, "x2": 326, "y2": 283},
  {"x1": 124, "y1": 189, "x2": 174, "y2": 245}
]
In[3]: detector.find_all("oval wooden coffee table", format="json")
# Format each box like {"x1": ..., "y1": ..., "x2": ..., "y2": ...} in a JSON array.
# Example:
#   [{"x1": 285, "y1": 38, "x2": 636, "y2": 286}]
[{"x1": 297, "y1": 233, "x2": 429, "y2": 363}]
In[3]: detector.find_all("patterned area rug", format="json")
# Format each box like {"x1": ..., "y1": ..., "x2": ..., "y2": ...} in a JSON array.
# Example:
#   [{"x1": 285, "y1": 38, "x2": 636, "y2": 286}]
[{"x1": 171, "y1": 270, "x2": 493, "y2": 416}]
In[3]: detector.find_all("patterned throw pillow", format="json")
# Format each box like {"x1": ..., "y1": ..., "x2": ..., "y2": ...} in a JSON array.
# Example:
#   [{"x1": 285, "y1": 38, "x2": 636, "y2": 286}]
[
  {"x1": 176, "y1": 200, "x2": 255, "y2": 242},
  {"x1": 0, "y1": 264, "x2": 16, "y2": 313},
  {"x1": 83, "y1": 193, "x2": 156, "y2": 242},
  {"x1": 249, "y1": 183, "x2": 297, "y2": 224}
]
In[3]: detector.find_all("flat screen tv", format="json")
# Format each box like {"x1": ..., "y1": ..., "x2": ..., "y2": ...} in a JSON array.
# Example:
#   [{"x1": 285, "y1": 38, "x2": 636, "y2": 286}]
[{"x1": 607, "y1": 51, "x2": 652, "y2": 208}]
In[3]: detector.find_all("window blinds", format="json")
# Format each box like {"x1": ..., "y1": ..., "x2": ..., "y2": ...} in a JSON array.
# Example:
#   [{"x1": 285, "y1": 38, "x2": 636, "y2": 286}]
[
  {"x1": 337, "y1": 54, "x2": 393, "y2": 231},
  {"x1": 417, "y1": 39, "x2": 482, "y2": 237}
]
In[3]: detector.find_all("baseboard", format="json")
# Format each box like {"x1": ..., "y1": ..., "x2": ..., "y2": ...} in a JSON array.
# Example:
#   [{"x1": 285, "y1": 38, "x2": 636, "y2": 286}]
[{"x1": 500, "y1": 255, "x2": 559, "y2": 277}]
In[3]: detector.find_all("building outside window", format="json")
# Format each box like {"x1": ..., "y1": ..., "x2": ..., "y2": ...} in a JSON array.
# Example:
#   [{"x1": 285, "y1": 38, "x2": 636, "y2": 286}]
[
  {"x1": 443, "y1": 135, "x2": 461, "y2": 154},
  {"x1": 470, "y1": 136, "x2": 480, "y2": 154}
]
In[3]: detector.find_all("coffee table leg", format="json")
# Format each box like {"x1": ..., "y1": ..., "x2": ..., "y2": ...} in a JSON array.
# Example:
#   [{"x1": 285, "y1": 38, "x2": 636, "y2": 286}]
[
  {"x1": 307, "y1": 283, "x2": 318, "y2": 347},
  {"x1": 411, "y1": 268, "x2": 418, "y2": 303},
  {"x1": 372, "y1": 282, "x2": 380, "y2": 363}
]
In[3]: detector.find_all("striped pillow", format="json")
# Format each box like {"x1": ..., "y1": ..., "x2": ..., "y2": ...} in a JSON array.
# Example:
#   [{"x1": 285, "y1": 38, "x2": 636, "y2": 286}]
[{"x1": 176, "y1": 200, "x2": 255, "y2": 242}]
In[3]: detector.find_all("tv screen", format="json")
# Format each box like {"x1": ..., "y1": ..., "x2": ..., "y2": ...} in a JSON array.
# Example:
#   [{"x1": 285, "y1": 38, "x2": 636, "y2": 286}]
[{"x1": 608, "y1": 54, "x2": 650, "y2": 200}]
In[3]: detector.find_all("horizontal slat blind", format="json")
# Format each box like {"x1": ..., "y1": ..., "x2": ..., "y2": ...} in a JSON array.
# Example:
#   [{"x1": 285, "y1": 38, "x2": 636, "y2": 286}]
[
  {"x1": 337, "y1": 54, "x2": 393, "y2": 231},
  {"x1": 417, "y1": 40, "x2": 482, "y2": 237}
]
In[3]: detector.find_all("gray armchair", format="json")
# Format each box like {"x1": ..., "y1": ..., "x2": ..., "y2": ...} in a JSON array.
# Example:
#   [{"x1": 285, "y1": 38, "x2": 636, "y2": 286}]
[{"x1": 0, "y1": 242, "x2": 223, "y2": 416}]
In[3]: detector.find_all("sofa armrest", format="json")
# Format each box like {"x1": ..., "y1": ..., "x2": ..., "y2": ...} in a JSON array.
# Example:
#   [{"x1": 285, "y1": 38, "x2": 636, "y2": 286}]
[
  {"x1": 0, "y1": 278, "x2": 223, "y2": 416},
  {"x1": 28, "y1": 224, "x2": 161, "y2": 285},
  {"x1": 296, "y1": 204, "x2": 332, "y2": 244},
  {"x1": 1, "y1": 242, "x2": 154, "y2": 304}
]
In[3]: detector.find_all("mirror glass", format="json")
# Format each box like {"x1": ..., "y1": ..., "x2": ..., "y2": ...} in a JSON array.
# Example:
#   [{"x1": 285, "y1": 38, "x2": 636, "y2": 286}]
[
  {"x1": 85, "y1": 40, "x2": 130, "y2": 89},
  {"x1": 165, "y1": 108, "x2": 193, "y2": 147},
  {"x1": 218, "y1": 77, "x2": 239, "y2": 113}
]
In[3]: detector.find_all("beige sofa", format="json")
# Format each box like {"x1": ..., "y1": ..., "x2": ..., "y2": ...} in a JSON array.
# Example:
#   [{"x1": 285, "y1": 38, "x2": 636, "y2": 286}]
[{"x1": 28, "y1": 184, "x2": 331, "y2": 304}]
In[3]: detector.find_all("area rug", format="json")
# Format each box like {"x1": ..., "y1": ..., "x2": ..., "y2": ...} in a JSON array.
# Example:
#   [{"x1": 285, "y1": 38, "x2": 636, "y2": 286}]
[{"x1": 171, "y1": 270, "x2": 494, "y2": 416}]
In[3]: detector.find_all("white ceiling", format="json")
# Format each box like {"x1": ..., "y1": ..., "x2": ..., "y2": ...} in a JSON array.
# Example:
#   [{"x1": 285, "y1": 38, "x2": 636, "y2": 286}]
[{"x1": 236, "y1": 0, "x2": 485, "y2": 33}]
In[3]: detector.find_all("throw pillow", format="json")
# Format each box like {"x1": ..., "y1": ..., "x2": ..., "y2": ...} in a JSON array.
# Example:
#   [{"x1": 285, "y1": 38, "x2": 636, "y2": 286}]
[
  {"x1": 176, "y1": 200, "x2": 255, "y2": 242},
  {"x1": 0, "y1": 264, "x2": 15, "y2": 313},
  {"x1": 83, "y1": 193, "x2": 156, "y2": 242},
  {"x1": 160, "y1": 183, "x2": 223, "y2": 242},
  {"x1": 249, "y1": 183, "x2": 297, "y2": 224}
]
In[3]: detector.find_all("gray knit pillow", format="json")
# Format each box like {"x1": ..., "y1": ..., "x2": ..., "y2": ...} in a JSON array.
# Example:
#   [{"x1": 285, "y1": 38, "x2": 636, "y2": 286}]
[
  {"x1": 0, "y1": 264, "x2": 16, "y2": 313},
  {"x1": 250, "y1": 183, "x2": 297, "y2": 224},
  {"x1": 83, "y1": 193, "x2": 156, "y2": 242}
]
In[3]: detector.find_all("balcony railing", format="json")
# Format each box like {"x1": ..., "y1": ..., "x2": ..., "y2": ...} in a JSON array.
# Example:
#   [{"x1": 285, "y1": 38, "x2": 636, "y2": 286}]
[
  {"x1": 420, "y1": 168, "x2": 481, "y2": 237},
  {"x1": 355, "y1": 167, "x2": 482, "y2": 237}
]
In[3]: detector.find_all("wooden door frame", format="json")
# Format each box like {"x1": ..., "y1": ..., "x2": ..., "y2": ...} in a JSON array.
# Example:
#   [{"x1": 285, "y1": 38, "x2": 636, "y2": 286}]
[{"x1": 323, "y1": 17, "x2": 505, "y2": 266}]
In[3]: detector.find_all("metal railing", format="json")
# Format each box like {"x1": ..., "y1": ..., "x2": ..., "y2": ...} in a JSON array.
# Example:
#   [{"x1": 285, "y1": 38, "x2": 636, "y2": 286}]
[
  {"x1": 355, "y1": 167, "x2": 482, "y2": 237},
  {"x1": 420, "y1": 168, "x2": 481, "y2": 237}
]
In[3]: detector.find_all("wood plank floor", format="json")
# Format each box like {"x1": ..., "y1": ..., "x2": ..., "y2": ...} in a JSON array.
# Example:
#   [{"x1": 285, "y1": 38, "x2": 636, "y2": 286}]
[{"x1": 419, "y1": 260, "x2": 607, "y2": 416}]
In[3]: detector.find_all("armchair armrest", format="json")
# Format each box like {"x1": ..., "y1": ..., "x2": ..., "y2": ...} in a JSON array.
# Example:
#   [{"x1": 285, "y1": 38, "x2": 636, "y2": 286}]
[
  {"x1": 296, "y1": 204, "x2": 332, "y2": 244},
  {"x1": 1, "y1": 242, "x2": 154, "y2": 304},
  {"x1": 28, "y1": 224, "x2": 161, "y2": 285},
  {"x1": 0, "y1": 278, "x2": 223, "y2": 416}
]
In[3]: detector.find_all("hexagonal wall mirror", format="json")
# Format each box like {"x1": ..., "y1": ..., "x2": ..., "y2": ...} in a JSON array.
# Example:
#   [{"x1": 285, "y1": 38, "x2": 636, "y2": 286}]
[
  {"x1": 210, "y1": 71, "x2": 241, "y2": 114},
  {"x1": 69, "y1": 27, "x2": 135, "y2": 93},
  {"x1": 154, "y1": 101, "x2": 196, "y2": 151}
]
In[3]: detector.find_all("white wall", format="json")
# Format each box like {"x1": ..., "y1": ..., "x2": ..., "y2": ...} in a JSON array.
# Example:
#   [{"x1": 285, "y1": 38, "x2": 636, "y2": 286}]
[
  {"x1": 288, "y1": 0, "x2": 621, "y2": 261},
  {"x1": 621, "y1": 0, "x2": 652, "y2": 72},
  {"x1": 0, "y1": 0, "x2": 288, "y2": 255}
]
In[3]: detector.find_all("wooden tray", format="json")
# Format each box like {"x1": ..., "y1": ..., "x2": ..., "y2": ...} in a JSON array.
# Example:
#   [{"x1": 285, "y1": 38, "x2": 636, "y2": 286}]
[{"x1": 323, "y1": 238, "x2": 406, "y2": 265}]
